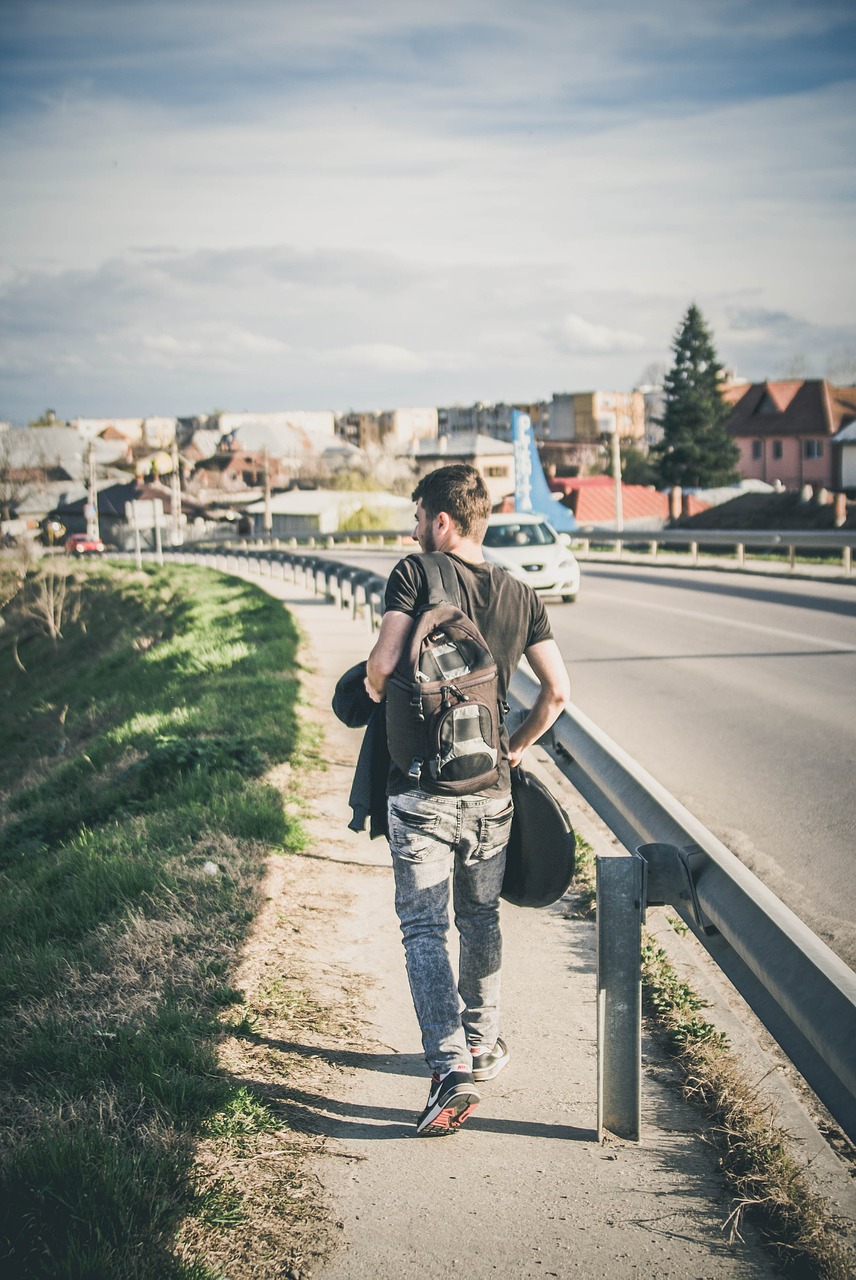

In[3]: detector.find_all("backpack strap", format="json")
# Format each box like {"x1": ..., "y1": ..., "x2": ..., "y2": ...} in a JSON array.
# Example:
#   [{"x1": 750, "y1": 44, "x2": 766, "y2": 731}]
[{"x1": 418, "y1": 552, "x2": 462, "y2": 611}]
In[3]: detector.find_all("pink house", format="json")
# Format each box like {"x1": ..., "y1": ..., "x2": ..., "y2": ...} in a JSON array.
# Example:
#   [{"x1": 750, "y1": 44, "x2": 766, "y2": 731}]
[{"x1": 724, "y1": 380, "x2": 856, "y2": 492}]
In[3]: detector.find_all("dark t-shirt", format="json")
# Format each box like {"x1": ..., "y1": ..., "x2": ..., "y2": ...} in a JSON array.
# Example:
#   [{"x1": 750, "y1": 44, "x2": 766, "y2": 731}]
[{"x1": 384, "y1": 552, "x2": 554, "y2": 796}]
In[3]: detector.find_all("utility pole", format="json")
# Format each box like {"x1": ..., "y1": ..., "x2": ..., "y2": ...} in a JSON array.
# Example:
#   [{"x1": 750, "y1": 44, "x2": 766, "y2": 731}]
[
  {"x1": 86, "y1": 440, "x2": 101, "y2": 540},
  {"x1": 262, "y1": 445, "x2": 272, "y2": 541},
  {"x1": 170, "y1": 438, "x2": 183, "y2": 546},
  {"x1": 610, "y1": 428, "x2": 624, "y2": 534}
]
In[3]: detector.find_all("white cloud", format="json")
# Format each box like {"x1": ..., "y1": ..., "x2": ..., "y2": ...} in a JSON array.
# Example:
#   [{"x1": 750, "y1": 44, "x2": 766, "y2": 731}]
[
  {"x1": 0, "y1": 1, "x2": 854, "y2": 416},
  {"x1": 335, "y1": 344, "x2": 431, "y2": 373},
  {"x1": 553, "y1": 314, "x2": 646, "y2": 355}
]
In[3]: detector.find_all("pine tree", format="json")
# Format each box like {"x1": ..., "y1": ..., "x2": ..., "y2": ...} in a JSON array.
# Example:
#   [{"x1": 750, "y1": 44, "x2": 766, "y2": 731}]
[{"x1": 653, "y1": 304, "x2": 740, "y2": 489}]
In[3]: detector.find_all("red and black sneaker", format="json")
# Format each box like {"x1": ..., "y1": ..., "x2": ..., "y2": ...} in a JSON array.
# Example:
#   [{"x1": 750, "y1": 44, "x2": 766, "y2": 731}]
[{"x1": 415, "y1": 1066, "x2": 480, "y2": 1136}]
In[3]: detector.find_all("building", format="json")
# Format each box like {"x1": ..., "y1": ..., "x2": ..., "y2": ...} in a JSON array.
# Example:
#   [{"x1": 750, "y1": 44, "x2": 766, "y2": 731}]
[
  {"x1": 836, "y1": 420, "x2": 856, "y2": 493},
  {"x1": 547, "y1": 391, "x2": 645, "y2": 444},
  {"x1": 188, "y1": 450, "x2": 290, "y2": 497},
  {"x1": 409, "y1": 434, "x2": 515, "y2": 507},
  {"x1": 724, "y1": 380, "x2": 856, "y2": 491},
  {"x1": 336, "y1": 411, "x2": 382, "y2": 450},
  {"x1": 377, "y1": 407, "x2": 438, "y2": 447},
  {"x1": 216, "y1": 411, "x2": 336, "y2": 441},
  {"x1": 243, "y1": 489, "x2": 414, "y2": 540},
  {"x1": 438, "y1": 402, "x2": 549, "y2": 443},
  {"x1": 72, "y1": 417, "x2": 178, "y2": 447}
]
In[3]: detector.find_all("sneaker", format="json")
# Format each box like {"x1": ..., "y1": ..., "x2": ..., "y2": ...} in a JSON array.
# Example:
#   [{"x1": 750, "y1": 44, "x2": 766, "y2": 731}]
[
  {"x1": 469, "y1": 1037, "x2": 510, "y2": 1081},
  {"x1": 415, "y1": 1066, "x2": 480, "y2": 1136}
]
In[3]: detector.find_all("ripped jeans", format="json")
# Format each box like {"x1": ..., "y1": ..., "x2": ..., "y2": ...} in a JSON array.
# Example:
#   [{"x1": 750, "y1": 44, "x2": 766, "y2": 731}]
[{"x1": 387, "y1": 789, "x2": 513, "y2": 1075}]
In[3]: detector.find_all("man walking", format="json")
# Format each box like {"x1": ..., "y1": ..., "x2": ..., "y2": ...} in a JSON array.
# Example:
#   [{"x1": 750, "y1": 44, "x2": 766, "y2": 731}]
[{"x1": 365, "y1": 464, "x2": 570, "y2": 1135}]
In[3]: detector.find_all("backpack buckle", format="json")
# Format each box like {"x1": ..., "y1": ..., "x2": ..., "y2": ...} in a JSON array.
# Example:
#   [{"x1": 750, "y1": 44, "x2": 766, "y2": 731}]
[{"x1": 407, "y1": 758, "x2": 423, "y2": 782}]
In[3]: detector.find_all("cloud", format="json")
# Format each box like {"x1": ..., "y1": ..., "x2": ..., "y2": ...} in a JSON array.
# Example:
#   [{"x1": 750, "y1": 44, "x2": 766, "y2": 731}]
[
  {"x1": 0, "y1": 1, "x2": 854, "y2": 416},
  {"x1": 551, "y1": 314, "x2": 647, "y2": 355},
  {"x1": 335, "y1": 344, "x2": 431, "y2": 373}
]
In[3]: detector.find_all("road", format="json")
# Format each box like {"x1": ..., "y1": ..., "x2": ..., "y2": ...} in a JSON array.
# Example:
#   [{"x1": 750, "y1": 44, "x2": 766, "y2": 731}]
[
  {"x1": 329, "y1": 549, "x2": 856, "y2": 969},
  {"x1": 551, "y1": 563, "x2": 856, "y2": 969}
]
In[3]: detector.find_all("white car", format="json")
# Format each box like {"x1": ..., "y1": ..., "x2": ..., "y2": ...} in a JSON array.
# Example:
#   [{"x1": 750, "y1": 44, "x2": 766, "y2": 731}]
[{"x1": 481, "y1": 513, "x2": 581, "y2": 602}]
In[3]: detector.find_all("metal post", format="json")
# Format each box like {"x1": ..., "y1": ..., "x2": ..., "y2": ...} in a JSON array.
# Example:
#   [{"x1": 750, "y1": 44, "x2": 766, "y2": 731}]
[
  {"x1": 132, "y1": 503, "x2": 142, "y2": 570},
  {"x1": 597, "y1": 852, "x2": 644, "y2": 1142},
  {"x1": 153, "y1": 503, "x2": 164, "y2": 566}
]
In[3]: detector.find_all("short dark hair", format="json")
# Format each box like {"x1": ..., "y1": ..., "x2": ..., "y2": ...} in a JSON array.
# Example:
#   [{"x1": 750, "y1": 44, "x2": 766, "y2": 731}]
[{"x1": 412, "y1": 464, "x2": 491, "y2": 541}]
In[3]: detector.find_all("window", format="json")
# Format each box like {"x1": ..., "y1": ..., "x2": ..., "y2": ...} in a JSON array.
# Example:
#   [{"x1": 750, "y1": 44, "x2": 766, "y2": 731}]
[
  {"x1": 484, "y1": 465, "x2": 510, "y2": 478},
  {"x1": 772, "y1": 440, "x2": 783, "y2": 460},
  {"x1": 803, "y1": 439, "x2": 824, "y2": 460},
  {"x1": 752, "y1": 440, "x2": 762, "y2": 460}
]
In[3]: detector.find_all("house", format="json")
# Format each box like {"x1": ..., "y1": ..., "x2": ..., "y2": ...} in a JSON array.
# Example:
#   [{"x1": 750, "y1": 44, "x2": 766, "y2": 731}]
[
  {"x1": 378, "y1": 407, "x2": 439, "y2": 447},
  {"x1": 408, "y1": 434, "x2": 515, "y2": 507},
  {"x1": 724, "y1": 380, "x2": 856, "y2": 491},
  {"x1": 835, "y1": 419, "x2": 856, "y2": 493},
  {"x1": 243, "y1": 489, "x2": 414, "y2": 539},
  {"x1": 49, "y1": 478, "x2": 211, "y2": 548},
  {"x1": 538, "y1": 390, "x2": 647, "y2": 478},
  {"x1": 188, "y1": 450, "x2": 290, "y2": 496},
  {"x1": 0, "y1": 427, "x2": 128, "y2": 529},
  {"x1": 547, "y1": 476, "x2": 675, "y2": 529}
]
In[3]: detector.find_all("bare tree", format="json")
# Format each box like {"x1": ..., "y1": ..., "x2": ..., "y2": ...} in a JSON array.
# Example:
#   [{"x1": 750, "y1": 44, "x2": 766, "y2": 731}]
[
  {"x1": 826, "y1": 350, "x2": 856, "y2": 385},
  {"x1": 0, "y1": 428, "x2": 48, "y2": 525}
]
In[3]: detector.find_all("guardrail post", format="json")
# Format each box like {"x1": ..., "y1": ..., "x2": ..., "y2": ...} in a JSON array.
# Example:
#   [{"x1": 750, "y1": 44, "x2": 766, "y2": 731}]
[
  {"x1": 789, "y1": 545, "x2": 796, "y2": 572},
  {"x1": 690, "y1": 541, "x2": 698, "y2": 566},
  {"x1": 736, "y1": 541, "x2": 745, "y2": 567},
  {"x1": 845, "y1": 546, "x2": 852, "y2": 576},
  {"x1": 597, "y1": 851, "x2": 644, "y2": 1142}
]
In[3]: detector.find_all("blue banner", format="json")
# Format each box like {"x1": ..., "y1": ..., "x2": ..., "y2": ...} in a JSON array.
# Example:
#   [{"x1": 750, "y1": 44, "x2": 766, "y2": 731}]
[{"x1": 511, "y1": 409, "x2": 578, "y2": 531}]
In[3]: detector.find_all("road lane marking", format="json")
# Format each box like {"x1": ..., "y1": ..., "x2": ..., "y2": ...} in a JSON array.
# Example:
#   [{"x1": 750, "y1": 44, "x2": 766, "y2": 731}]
[{"x1": 589, "y1": 591, "x2": 856, "y2": 654}]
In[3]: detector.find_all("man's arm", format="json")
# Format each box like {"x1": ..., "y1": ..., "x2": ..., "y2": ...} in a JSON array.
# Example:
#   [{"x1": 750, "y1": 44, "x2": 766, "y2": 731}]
[
  {"x1": 507, "y1": 638, "x2": 570, "y2": 768},
  {"x1": 365, "y1": 610, "x2": 413, "y2": 702}
]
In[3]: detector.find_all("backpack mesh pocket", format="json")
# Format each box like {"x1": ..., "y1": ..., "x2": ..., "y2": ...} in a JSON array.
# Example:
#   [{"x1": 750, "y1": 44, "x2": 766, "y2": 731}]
[{"x1": 431, "y1": 703, "x2": 497, "y2": 783}]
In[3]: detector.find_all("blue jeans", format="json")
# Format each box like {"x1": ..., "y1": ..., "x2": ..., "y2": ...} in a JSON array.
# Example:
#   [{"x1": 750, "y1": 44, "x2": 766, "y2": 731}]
[{"x1": 387, "y1": 789, "x2": 514, "y2": 1075}]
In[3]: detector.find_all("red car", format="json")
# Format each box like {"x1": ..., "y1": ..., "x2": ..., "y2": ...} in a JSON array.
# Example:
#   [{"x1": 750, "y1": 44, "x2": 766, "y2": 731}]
[{"x1": 65, "y1": 533, "x2": 105, "y2": 555}]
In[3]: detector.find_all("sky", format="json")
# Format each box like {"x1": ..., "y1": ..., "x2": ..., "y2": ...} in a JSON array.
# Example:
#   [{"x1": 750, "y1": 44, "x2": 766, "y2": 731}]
[{"x1": 1, "y1": 0, "x2": 855, "y2": 424}]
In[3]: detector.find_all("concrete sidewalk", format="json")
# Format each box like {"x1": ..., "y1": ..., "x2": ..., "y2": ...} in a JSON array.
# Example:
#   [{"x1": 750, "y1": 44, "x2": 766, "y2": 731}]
[{"x1": 216, "y1": 562, "x2": 854, "y2": 1279}]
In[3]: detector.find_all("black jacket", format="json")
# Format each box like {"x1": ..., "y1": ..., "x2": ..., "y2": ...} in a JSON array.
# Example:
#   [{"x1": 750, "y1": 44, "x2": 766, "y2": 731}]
[{"x1": 332, "y1": 662, "x2": 389, "y2": 840}]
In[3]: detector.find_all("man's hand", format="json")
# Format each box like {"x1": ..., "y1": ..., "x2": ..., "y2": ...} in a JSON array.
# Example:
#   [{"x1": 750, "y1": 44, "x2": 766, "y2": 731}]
[
  {"x1": 364, "y1": 674, "x2": 384, "y2": 703},
  {"x1": 506, "y1": 639, "x2": 570, "y2": 767}
]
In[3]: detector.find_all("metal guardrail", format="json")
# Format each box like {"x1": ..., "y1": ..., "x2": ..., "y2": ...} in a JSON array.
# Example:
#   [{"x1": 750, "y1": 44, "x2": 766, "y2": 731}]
[
  {"x1": 151, "y1": 544, "x2": 856, "y2": 1146},
  {"x1": 573, "y1": 527, "x2": 856, "y2": 574}
]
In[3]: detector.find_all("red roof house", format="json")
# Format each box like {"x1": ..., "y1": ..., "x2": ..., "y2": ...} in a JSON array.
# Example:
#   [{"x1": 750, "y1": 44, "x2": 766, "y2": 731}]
[{"x1": 724, "y1": 380, "x2": 856, "y2": 491}]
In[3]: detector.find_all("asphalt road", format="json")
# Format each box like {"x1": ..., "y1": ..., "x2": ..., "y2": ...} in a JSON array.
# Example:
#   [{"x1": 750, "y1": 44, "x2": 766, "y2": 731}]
[
  {"x1": 329, "y1": 548, "x2": 856, "y2": 969},
  {"x1": 550, "y1": 563, "x2": 856, "y2": 969}
]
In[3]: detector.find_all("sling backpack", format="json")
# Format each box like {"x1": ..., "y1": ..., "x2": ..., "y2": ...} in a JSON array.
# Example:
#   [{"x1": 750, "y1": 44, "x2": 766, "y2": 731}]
[{"x1": 385, "y1": 553, "x2": 506, "y2": 795}]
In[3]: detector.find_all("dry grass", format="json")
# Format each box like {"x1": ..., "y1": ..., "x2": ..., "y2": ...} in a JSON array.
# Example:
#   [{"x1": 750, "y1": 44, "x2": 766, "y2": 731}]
[
  {"x1": 566, "y1": 846, "x2": 854, "y2": 1278},
  {"x1": 641, "y1": 938, "x2": 855, "y2": 1279},
  {"x1": 171, "y1": 848, "x2": 373, "y2": 1280}
]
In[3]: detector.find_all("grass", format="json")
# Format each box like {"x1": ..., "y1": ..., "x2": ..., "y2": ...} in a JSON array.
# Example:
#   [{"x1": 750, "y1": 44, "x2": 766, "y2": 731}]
[
  {"x1": 0, "y1": 561, "x2": 310, "y2": 1280},
  {"x1": 568, "y1": 847, "x2": 853, "y2": 1278},
  {"x1": 641, "y1": 939, "x2": 854, "y2": 1279}
]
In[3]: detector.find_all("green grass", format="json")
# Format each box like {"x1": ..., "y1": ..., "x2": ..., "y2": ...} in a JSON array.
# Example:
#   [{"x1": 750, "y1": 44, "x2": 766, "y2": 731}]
[{"x1": 0, "y1": 562, "x2": 309, "y2": 1279}]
